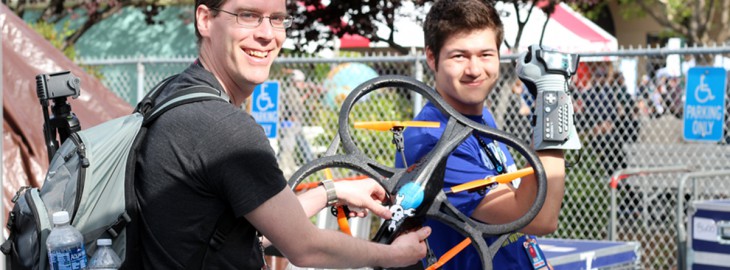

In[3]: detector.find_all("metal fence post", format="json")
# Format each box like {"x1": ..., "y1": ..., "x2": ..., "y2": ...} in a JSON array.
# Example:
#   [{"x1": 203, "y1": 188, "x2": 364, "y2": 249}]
[
  {"x1": 136, "y1": 58, "x2": 145, "y2": 104},
  {"x1": 412, "y1": 47, "x2": 424, "y2": 117}
]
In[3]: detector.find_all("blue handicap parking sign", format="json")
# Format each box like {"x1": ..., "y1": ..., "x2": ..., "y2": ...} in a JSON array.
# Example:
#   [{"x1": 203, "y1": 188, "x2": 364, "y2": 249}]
[
  {"x1": 251, "y1": 81, "x2": 280, "y2": 139},
  {"x1": 683, "y1": 67, "x2": 727, "y2": 142}
]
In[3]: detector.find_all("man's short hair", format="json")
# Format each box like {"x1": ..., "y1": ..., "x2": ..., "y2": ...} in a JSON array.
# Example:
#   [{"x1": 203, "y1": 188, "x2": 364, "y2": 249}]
[
  {"x1": 194, "y1": 0, "x2": 227, "y2": 44},
  {"x1": 423, "y1": 0, "x2": 504, "y2": 65}
]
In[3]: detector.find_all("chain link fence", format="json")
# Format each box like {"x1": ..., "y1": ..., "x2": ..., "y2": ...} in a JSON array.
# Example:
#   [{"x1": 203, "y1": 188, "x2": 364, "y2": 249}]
[{"x1": 79, "y1": 45, "x2": 730, "y2": 269}]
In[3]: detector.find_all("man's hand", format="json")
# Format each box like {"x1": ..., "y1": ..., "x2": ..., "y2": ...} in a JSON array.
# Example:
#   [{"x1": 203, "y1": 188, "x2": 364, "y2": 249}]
[
  {"x1": 380, "y1": 226, "x2": 431, "y2": 268},
  {"x1": 335, "y1": 178, "x2": 392, "y2": 219},
  {"x1": 516, "y1": 44, "x2": 582, "y2": 151}
]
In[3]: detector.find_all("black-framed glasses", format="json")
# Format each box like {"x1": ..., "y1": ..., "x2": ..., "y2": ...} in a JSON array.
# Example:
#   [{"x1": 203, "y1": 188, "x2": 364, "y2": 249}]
[{"x1": 210, "y1": 8, "x2": 293, "y2": 29}]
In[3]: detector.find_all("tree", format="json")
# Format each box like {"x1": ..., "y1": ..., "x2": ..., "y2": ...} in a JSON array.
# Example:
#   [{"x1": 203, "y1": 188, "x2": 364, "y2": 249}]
[
  {"x1": 626, "y1": 0, "x2": 730, "y2": 46},
  {"x1": 287, "y1": 0, "x2": 560, "y2": 54},
  {"x1": 8, "y1": 0, "x2": 180, "y2": 51},
  {"x1": 573, "y1": 0, "x2": 729, "y2": 47}
]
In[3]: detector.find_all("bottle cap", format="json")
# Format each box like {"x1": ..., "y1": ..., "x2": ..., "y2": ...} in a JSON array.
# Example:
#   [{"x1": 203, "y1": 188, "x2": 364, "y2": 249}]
[
  {"x1": 97, "y1": 239, "x2": 112, "y2": 246},
  {"x1": 52, "y1": 211, "x2": 70, "y2": 225}
]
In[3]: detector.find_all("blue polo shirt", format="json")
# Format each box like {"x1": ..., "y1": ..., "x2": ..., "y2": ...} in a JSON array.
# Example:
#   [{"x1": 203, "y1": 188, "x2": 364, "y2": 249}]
[{"x1": 395, "y1": 102, "x2": 548, "y2": 270}]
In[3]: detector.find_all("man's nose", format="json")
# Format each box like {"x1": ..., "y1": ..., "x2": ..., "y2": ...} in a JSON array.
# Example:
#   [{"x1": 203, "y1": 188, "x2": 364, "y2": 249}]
[
  {"x1": 464, "y1": 57, "x2": 482, "y2": 76},
  {"x1": 254, "y1": 18, "x2": 275, "y2": 39}
]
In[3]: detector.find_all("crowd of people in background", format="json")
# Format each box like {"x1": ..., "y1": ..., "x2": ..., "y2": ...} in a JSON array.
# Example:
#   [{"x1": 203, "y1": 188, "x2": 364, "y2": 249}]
[{"x1": 503, "y1": 62, "x2": 699, "y2": 175}]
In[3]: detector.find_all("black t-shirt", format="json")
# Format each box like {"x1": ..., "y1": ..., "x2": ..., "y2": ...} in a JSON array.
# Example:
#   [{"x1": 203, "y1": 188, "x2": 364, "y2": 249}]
[{"x1": 135, "y1": 62, "x2": 287, "y2": 269}]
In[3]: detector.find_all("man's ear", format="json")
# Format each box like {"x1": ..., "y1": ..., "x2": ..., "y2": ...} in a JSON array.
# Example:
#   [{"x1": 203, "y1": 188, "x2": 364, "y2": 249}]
[
  {"x1": 196, "y1": 5, "x2": 212, "y2": 38},
  {"x1": 425, "y1": 46, "x2": 437, "y2": 72}
]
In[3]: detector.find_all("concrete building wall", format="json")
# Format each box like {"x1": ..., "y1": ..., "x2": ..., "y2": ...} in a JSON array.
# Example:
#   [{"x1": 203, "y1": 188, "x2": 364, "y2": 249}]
[{"x1": 606, "y1": 1, "x2": 666, "y2": 47}]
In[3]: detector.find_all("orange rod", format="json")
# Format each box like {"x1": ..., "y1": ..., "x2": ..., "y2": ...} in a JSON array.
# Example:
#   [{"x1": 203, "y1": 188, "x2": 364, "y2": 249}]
[
  {"x1": 425, "y1": 238, "x2": 472, "y2": 270},
  {"x1": 324, "y1": 168, "x2": 334, "y2": 180},
  {"x1": 336, "y1": 206, "x2": 352, "y2": 235},
  {"x1": 325, "y1": 168, "x2": 352, "y2": 235},
  {"x1": 448, "y1": 167, "x2": 534, "y2": 194}
]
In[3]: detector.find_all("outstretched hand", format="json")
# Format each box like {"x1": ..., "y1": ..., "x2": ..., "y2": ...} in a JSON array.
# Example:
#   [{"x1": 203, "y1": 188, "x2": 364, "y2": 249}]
[{"x1": 334, "y1": 178, "x2": 392, "y2": 219}]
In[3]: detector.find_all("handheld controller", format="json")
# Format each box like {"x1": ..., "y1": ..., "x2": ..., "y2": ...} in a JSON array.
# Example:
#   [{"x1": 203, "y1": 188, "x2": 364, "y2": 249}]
[{"x1": 516, "y1": 45, "x2": 582, "y2": 150}]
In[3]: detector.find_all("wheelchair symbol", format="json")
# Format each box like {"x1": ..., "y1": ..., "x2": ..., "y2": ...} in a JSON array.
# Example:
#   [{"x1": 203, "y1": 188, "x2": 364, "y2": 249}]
[
  {"x1": 694, "y1": 74, "x2": 715, "y2": 104},
  {"x1": 256, "y1": 89, "x2": 275, "y2": 111}
]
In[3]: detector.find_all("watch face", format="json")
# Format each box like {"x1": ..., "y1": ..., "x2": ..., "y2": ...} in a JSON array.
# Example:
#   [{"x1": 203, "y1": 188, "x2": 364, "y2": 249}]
[{"x1": 538, "y1": 50, "x2": 579, "y2": 76}]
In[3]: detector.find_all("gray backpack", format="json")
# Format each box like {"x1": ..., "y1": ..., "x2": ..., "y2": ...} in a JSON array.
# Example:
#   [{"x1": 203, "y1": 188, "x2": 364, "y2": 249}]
[{"x1": 1, "y1": 76, "x2": 230, "y2": 270}]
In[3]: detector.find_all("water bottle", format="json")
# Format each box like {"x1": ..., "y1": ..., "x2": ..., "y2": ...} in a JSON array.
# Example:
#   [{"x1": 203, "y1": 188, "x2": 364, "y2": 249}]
[
  {"x1": 88, "y1": 239, "x2": 122, "y2": 270},
  {"x1": 47, "y1": 211, "x2": 87, "y2": 270}
]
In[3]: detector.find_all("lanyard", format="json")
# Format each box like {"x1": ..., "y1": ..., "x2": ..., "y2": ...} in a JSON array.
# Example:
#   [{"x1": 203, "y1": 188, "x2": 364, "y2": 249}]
[{"x1": 473, "y1": 132, "x2": 506, "y2": 175}]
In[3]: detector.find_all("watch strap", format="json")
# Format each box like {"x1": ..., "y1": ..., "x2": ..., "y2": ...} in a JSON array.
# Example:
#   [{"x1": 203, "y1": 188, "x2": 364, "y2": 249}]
[{"x1": 319, "y1": 180, "x2": 338, "y2": 206}]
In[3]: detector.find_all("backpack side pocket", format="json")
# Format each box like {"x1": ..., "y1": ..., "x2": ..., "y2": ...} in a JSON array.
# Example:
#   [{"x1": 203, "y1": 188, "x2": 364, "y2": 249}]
[{"x1": 1, "y1": 188, "x2": 53, "y2": 270}]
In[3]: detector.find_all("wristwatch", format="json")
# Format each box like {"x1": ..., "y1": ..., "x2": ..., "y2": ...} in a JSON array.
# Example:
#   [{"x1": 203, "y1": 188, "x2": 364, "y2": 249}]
[{"x1": 319, "y1": 180, "x2": 338, "y2": 206}]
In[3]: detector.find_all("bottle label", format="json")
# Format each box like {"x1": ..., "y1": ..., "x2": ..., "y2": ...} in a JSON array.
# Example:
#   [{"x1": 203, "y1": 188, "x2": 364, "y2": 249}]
[{"x1": 49, "y1": 244, "x2": 88, "y2": 270}]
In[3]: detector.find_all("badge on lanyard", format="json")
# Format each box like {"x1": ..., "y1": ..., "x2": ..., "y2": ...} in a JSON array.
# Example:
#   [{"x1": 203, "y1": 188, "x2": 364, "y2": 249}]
[{"x1": 523, "y1": 237, "x2": 547, "y2": 269}]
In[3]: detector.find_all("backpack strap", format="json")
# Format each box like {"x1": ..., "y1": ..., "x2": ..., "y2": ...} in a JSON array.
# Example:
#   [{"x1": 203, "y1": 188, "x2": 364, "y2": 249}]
[
  {"x1": 143, "y1": 85, "x2": 228, "y2": 126},
  {"x1": 135, "y1": 74, "x2": 178, "y2": 114}
]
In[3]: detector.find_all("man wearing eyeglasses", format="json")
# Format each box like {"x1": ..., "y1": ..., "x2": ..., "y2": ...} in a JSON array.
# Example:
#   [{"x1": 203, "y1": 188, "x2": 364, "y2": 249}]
[{"x1": 135, "y1": 0, "x2": 431, "y2": 269}]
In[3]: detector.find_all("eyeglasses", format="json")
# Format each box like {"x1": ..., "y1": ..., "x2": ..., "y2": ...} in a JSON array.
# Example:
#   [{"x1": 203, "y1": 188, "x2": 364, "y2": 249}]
[{"x1": 210, "y1": 8, "x2": 293, "y2": 29}]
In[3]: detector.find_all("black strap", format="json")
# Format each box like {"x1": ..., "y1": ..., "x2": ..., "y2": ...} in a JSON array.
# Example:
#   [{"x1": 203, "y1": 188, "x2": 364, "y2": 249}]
[
  {"x1": 184, "y1": 212, "x2": 241, "y2": 270},
  {"x1": 473, "y1": 132, "x2": 506, "y2": 175},
  {"x1": 142, "y1": 85, "x2": 227, "y2": 126},
  {"x1": 135, "y1": 75, "x2": 178, "y2": 114}
]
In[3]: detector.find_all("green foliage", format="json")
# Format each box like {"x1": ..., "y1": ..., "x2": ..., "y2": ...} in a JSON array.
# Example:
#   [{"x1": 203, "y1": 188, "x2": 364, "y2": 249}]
[
  {"x1": 29, "y1": 20, "x2": 105, "y2": 79},
  {"x1": 566, "y1": 1, "x2": 610, "y2": 21},
  {"x1": 617, "y1": 0, "x2": 691, "y2": 22},
  {"x1": 30, "y1": 20, "x2": 75, "y2": 59},
  {"x1": 664, "y1": 0, "x2": 692, "y2": 20}
]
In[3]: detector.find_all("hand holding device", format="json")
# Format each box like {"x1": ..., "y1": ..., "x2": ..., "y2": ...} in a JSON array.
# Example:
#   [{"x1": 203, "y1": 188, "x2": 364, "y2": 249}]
[{"x1": 516, "y1": 44, "x2": 582, "y2": 151}]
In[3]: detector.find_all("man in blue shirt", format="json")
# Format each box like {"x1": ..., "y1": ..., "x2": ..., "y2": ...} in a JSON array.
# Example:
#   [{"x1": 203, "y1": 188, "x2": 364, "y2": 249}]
[{"x1": 395, "y1": 0, "x2": 580, "y2": 269}]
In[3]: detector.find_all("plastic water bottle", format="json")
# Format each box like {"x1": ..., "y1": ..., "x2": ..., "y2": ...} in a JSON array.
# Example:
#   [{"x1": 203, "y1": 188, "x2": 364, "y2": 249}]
[
  {"x1": 88, "y1": 239, "x2": 122, "y2": 270},
  {"x1": 47, "y1": 211, "x2": 87, "y2": 270}
]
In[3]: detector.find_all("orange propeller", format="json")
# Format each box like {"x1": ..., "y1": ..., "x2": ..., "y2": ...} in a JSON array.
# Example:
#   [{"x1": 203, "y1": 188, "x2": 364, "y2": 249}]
[
  {"x1": 446, "y1": 167, "x2": 534, "y2": 194},
  {"x1": 425, "y1": 238, "x2": 472, "y2": 270},
  {"x1": 354, "y1": 121, "x2": 440, "y2": 131}
]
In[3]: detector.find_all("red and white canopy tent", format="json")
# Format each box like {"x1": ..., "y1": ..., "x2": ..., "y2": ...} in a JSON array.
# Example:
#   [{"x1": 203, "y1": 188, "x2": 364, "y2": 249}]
[
  {"x1": 497, "y1": 2, "x2": 618, "y2": 55},
  {"x1": 338, "y1": 2, "x2": 618, "y2": 58}
]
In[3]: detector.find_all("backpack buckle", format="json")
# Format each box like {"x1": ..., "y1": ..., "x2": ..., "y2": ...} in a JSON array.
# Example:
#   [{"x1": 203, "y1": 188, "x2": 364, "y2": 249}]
[
  {"x1": 107, "y1": 212, "x2": 131, "y2": 238},
  {"x1": 208, "y1": 229, "x2": 227, "y2": 251}
]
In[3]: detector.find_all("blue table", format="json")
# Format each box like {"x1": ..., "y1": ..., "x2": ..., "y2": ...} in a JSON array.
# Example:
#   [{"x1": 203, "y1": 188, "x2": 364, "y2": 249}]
[{"x1": 538, "y1": 238, "x2": 640, "y2": 269}]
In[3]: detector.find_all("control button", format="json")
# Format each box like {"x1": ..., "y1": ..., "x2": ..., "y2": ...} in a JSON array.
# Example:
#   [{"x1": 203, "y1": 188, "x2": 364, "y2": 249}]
[{"x1": 545, "y1": 93, "x2": 557, "y2": 104}]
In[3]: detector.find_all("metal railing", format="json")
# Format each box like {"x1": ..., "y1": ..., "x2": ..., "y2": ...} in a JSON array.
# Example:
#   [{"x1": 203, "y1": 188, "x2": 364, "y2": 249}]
[
  {"x1": 675, "y1": 170, "x2": 730, "y2": 270},
  {"x1": 608, "y1": 165, "x2": 695, "y2": 241}
]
